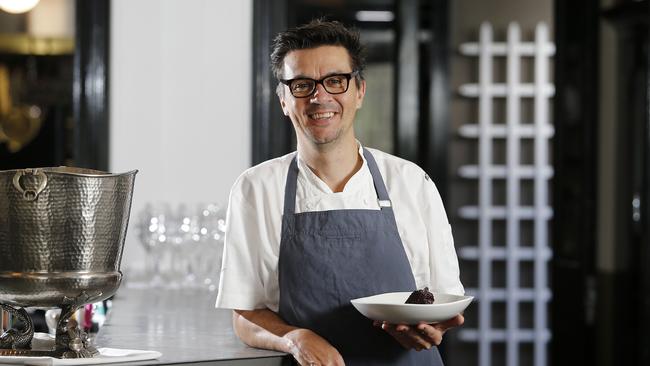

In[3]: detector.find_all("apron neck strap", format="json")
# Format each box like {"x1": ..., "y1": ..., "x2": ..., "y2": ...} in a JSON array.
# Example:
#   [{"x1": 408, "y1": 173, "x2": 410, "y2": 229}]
[
  {"x1": 283, "y1": 148, "x2": 392, "y2": 217},
  {"x1": 284, "y1": 155, "x2": 300, "y2": 217},
  {"x1": 362, "y1": 148, "x2": 391, "y2": 205}
]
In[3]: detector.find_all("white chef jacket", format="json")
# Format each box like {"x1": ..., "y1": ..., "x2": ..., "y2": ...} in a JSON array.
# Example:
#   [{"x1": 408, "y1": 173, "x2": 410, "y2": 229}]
[{"x1": 215, "y1": 143, "x2": 464, "y2": 312}]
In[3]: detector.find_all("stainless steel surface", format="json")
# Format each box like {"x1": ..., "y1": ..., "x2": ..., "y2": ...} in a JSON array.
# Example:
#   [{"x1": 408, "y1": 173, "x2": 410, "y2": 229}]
[
  {"x1": 0, "y1": 167, "x2": 137, "y2": 356},
  {"x1": 0, "y1": 167, "x2": 137, "y2": 307},
  {"x1": 95, "y1": 288, "x2": 290, "y2": 365}
]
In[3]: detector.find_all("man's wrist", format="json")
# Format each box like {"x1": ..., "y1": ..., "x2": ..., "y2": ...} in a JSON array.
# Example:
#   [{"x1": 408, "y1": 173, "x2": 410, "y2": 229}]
[{"x1": 281, "y1": 328, "x2": 306, "y2": 354}]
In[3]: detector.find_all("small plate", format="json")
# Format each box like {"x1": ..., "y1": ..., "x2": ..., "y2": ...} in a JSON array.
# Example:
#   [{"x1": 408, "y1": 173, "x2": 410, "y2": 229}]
[{"x1": 351, "y1": 292, "x2": 473, "y2": 324}]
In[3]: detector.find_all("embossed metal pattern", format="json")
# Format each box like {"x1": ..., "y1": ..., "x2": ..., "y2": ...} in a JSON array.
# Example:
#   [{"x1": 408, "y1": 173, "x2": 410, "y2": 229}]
[{"x1": 0, "y1": 167, "x2": 137, "y2": 306}]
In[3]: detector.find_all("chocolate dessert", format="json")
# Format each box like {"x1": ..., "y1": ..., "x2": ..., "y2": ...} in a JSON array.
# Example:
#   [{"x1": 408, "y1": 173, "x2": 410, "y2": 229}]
[{"x1": 405, "y1": 287, "x2": 435, "y2": 304}]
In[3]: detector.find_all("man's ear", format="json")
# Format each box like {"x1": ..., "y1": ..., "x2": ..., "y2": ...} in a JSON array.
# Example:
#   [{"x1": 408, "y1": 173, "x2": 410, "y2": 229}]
[
  {"x1": 280, "y1": 96, "x2": 289, "y2": 116},
  {"x1": 356, "y1": 79, "x2": 366, "y2": 109},
  {"x1": 277, "y1": 85, "x2": 290, "y2": 116}
]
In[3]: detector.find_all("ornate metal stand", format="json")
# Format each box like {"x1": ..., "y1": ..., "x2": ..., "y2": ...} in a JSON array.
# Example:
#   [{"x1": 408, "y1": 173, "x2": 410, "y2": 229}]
[
  {"x1": 0, "y1": 302, "x2": 99, "y2": 358},
  {"x1": 0, "y1": 304, "x2": 33, "y2": 350},
  {"x1": 54, "y1": 305, "x2": 99, "y2": 358}
]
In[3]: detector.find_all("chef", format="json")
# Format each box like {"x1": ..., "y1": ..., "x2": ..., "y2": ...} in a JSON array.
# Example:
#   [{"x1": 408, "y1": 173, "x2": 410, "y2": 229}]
[{"x1": 216, "y1": 19, "x2": 465, "y2": 366}]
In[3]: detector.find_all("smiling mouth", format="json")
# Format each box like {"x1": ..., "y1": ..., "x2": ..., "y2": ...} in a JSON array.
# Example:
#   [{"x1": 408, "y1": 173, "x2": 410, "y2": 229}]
[{"x1": 308, "y1": 112, "x2": 335, "y2": 120}]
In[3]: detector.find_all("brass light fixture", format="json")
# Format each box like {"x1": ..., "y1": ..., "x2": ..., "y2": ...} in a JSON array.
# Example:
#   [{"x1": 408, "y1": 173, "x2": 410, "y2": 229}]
[{"x1": 0, "y1": 65, "x2": 42, "y2": 153}]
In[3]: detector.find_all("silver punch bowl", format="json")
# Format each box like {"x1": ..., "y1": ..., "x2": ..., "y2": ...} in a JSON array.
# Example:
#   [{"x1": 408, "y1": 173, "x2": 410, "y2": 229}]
[{"x1": 0, "y1": 167, "x2": 137, "y2": 358}]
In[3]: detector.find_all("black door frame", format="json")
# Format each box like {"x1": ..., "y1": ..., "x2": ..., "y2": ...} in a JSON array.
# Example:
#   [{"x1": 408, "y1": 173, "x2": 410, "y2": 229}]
[
  {"x1": 551, "y1": 0, "x2": 600, "y2": 365},
  {"x1": 601, "y1": 2, "x2": 650, "y2": 364},
  {"x1": 553, "y1": 0, "x2": 650, "y2": 365},
  {"x1": 251, "y1": 0, "x2": 293, "y2": 166},
  {"x1": 73, "y1": 0, "x2": 109, "y2": 171},
  {"x1": 645, "y1": 1, "x2": 650, "y2": 361}
]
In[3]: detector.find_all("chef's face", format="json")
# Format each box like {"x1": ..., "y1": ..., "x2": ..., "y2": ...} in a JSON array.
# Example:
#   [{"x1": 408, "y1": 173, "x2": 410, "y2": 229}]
[{"x1": 279, "y1": 45, "x2": 366, "y2": 147}]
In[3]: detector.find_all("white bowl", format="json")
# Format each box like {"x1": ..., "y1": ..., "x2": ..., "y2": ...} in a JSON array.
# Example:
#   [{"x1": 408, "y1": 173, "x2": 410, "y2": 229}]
[{"x1": 351, "y1": 292, "x2": 473, "y2": 324}]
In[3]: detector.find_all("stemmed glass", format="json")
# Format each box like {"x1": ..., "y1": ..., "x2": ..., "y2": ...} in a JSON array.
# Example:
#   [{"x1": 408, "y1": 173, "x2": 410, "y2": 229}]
[
  {"x1": 172, "y1": 203, "x2": 203, "y2": 288},
  {"x1": 134, "y1": 202, "x2": 226, "y2": 291},
  {"x1": 137, "y1": 202, "x2": 171, "y2": 288},
  {"x1": 195, "y1": 203, "x2": 226, "y2": 292}
]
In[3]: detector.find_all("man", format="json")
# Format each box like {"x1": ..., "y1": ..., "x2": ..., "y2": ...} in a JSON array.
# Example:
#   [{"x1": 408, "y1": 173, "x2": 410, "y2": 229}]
[{"x1": 216, "y1": 19, "x2": 464, "y2": 365}]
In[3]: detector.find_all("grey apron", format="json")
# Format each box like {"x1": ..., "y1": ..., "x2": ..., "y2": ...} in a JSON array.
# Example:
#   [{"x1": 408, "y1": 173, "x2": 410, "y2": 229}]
[{"x1": 278, "y1": 148, "x2": 443, "y2": 366}]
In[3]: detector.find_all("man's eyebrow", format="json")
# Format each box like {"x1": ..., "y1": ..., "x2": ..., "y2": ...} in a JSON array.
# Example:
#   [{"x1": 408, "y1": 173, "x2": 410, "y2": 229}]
[
  {"x1": 287, "y1": 74, "x2": 311, "y2": 79},
  {"x1": 286, "y1": 71, "x2": 349, "y2": 80}
]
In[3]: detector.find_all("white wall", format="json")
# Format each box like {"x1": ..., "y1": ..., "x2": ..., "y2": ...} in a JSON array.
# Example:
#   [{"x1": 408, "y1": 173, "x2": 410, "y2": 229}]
[{"x1": 110, "y1": 0, "x2": 252, "y2": 271}]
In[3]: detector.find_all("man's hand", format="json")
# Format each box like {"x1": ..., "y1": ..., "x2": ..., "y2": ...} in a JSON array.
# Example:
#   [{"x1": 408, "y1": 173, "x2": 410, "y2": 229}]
[
  {"x1": 284, "y1": 328, "x2": 345, "y2": 366},
  {"x1": 232, "y1": 309, "x2": 344, "y2": 365},
  {"x1": 374, "y1": 314, "x2": 464, "y2": 351}
]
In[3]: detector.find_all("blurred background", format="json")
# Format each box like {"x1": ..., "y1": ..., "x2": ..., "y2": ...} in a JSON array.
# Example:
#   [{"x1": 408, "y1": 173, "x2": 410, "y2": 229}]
[{"x1": 0, "y1": 0, "x2": 648, "y2": 365}]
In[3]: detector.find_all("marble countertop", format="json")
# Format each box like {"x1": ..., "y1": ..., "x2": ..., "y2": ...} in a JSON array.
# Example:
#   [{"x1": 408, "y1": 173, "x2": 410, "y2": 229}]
[{"x1": 94, "y1": 287, "x2": 290, "y2": 365}]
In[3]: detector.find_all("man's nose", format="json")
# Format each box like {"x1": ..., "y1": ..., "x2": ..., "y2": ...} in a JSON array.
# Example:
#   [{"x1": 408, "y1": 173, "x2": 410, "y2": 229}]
[{"x1": 309, "y1": 83, "x2": 332, "y2": 103}]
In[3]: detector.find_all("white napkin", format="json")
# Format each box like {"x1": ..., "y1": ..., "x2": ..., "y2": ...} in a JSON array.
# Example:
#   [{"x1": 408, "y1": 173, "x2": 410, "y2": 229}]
[{"x1": 0, "y1": 334, "x2": 162, "y2": 365}]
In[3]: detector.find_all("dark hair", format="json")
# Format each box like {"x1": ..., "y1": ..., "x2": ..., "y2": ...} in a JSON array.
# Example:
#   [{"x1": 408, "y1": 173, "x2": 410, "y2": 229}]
[{"x1": 270, "y1": 19, "x2": 366, "y2": 95}]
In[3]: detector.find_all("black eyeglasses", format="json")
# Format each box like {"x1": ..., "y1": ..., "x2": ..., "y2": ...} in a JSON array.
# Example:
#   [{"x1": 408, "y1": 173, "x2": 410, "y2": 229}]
[{"x1": 279, "y1": 70, "x2": 359, "y2": 98}]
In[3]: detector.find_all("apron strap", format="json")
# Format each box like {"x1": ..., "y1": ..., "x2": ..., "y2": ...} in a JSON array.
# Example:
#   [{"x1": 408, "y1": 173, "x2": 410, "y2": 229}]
[
  {"x1": 283, "y1": 155, "x2": 299, "y2": 217},
  {"x1": 362, "y1": 148, "x2": 392, "y2": 207}
]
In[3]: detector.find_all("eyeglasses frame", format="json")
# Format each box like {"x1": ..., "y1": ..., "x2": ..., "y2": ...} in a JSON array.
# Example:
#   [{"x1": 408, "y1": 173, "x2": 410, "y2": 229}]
[{"x1": 279, "y1": 70, "x2": 360, "y2": 98}]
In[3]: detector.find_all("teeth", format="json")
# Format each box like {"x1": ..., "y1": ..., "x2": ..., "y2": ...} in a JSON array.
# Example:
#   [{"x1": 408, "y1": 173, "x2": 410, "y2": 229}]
[{"x1": 310, "y1": 112, "x2": 334, "y2": 119}]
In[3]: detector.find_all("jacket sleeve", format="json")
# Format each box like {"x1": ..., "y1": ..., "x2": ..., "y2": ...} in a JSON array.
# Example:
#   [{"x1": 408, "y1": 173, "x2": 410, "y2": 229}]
[
  {"x1": 423, "y1": 175, "x2": 465, "y2": 296},
  {"x1": 215, "y1": 177, "x2": 269, "y2": 310}
]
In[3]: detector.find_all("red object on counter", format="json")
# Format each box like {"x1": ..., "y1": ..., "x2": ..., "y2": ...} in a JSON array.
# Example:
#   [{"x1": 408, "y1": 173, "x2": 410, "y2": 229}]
[{"x1": 83, "y1": 304, "x2": 93, "y2": 330}]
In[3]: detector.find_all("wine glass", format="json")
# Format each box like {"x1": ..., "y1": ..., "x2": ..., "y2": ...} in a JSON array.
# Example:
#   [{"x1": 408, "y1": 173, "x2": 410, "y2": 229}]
[
  {"x1": 196, "y1": 203, "x2": 226, "y2": 292},
  {"x1": 137, "y1": 202, "x2": 171, "y2": 288}
]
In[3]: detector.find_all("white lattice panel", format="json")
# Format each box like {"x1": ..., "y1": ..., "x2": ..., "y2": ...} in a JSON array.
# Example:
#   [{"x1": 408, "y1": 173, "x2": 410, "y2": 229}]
[{"x1": 457, "y1": 22, "x2": 554, "y2": 366}]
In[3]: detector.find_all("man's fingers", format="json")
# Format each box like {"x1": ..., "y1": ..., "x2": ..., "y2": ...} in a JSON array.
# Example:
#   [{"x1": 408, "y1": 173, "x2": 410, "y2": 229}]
[
  {"x1": 294, "y1": 354, "x2": 343, "y2": 366},
  {"x1": 415, "y1": 325, "x2": 443, "y2": 346},
  {"x1": 382, "y1": 323, "x2": 433, "y2": 350},
  {"x1": 407, "y1": 331, "x2": 434, "y2": 350},
  {"x1": 419, "y1": 314, "x2": 464, "y2": 333},
  {"x1": 380, "y1": 313, "x2": 465, "y2": 350},
  {"x1": 437, "y1": 314, "x2": 464, "y2": 332},
  {"x1": 293, "y1": 355, "x2": 307, "y2": 365},
  {"x1": 380, "y1": 323, "x2": 410, "y2": 348},
  {"x1": 393, "y1": 331, "x2": 415, "y2": 349},
  {"x1": 446, "y1": 314, "x2": 464, "y2": 326},
  {"x1": 403, "y1": 325, "x2": 437, "y2": 348},
  {"x1": 412, "y1": 314, "x2": 464, "y2": 346},
  {"x1": 395, "y1": 324, "x2": 410, "y2": 332}
]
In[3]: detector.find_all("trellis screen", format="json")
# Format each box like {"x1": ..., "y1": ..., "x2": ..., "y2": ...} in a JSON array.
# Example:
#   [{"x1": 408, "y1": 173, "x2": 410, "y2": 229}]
[{"x1": 456, "y1": 22, "x2": 554, "y2": 366}]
